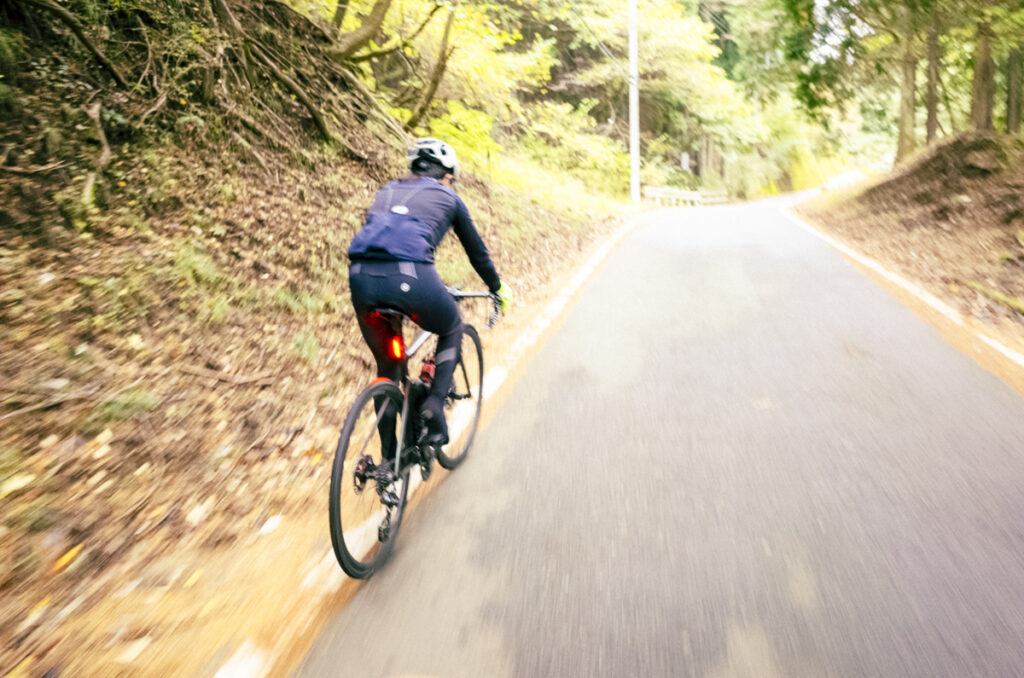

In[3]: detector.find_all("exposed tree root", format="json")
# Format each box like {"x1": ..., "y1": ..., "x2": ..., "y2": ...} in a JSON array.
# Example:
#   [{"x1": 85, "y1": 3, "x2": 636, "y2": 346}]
[
  {"x1": 0, "y1": 388, "x2": 101, "y2": 423},
  {"x1": 0, "y1": 161, "x2": 69, "y2": 175},
  {"x1": 248, "y1": 43, "x2": 331, "y2": 142},
  {"x1": 230, "y1": 131, "x2": 270, "y2": 173},
  {"x1": 19, "y1": 0, "x2": 128, "y2": 88},
  {"x1": 81, "y1": 101, "x2": 111, "y2": 205}
]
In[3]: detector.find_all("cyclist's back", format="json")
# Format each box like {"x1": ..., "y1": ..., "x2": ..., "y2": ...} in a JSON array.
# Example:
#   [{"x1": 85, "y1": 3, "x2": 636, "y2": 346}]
[{"x1": 350, "y1": 177, "x2": 496, "y2": 277}]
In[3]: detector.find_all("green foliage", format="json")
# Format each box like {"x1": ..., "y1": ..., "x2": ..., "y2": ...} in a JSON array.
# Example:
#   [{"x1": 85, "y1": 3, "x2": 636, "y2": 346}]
[
  {"x1": 0, "y1": 82, "x2": 23, "y2": 119},
  {"x1": 428, "y1": 102, "x2": 502, "y2": 171},
  {"x1": 85, "y1": 387, "x2": 160, "y2": 431},
  {"x1": 0, "y1": 29, "x2": 26, "y2": 119},
  {"x1": 517, "y1": 101, "x2": 630, "y2": 196},
  {"x1": 472, "y1": 149, "x2": 625, "y2": 226},
  {"x1": 0, "y1": 443, "x2": 21, "y2": 483},
  {"x1": 0, "y1": 28, "x2": 25, "y2": 82},
  {"x1": 204, "y1": 294, "x2": 233, "y2": 323},
  {"x1": 292, "y1": 329, "x2": 320, "y2": 365},
  {"x1": 175, "y1": 242, "x2": 225, "y2": 290},
  {"x1": 271, "y1": 287, "x2": 328, "y2": 314},
  {"x1": 434, "y1": 253, "x2": 473, "y2": 288}
]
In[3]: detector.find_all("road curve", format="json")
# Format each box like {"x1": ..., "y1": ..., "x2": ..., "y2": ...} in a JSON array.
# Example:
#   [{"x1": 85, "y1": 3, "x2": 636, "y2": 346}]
[{"x1": 294, "y1": 200, "x2": 1024, "y2": 678}]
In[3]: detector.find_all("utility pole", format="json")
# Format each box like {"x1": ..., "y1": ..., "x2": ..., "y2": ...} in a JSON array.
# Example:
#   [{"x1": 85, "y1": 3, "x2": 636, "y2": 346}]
[{"x1": 629, "y1": 0, "x2": 640, "y2": 202}]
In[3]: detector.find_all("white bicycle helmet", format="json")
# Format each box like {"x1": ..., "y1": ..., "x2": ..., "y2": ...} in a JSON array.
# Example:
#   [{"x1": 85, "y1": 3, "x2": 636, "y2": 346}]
[{"x1": 407, "y1": 137, "x2": 459, "y2": 175}]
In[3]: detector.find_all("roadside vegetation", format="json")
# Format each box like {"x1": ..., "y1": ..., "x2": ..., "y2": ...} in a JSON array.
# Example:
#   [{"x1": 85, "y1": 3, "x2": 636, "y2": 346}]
[{"x1": 1, "y1": 0, "x2": 1023, "y2": 673}]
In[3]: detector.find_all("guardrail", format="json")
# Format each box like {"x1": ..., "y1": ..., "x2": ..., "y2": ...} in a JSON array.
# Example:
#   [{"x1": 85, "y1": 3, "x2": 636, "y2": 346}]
[{"x1": 642, "y1": 186, "x2": 729, "y2": 207}]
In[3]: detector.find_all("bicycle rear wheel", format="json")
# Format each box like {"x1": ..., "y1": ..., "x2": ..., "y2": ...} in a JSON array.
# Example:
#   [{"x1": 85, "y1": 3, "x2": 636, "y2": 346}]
[
  {"x1": 329, "y1": 379, "x2": 409, "y2": 578},
  {"x1": 437, "y1": 324, "x2": 483, "y2": 470}
]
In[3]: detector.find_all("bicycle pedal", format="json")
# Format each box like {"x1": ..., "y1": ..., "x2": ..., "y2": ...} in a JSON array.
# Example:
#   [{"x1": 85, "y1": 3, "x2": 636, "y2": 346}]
[
  {"x1": 378, "y1": 512, "x2": 392, "y2": 542},
  {"x1": 419, "y1": 446, "x2": 435, "y2": 480},
  {"x1": 353, "y1": 455, "x2": 373, "y2": 493}
]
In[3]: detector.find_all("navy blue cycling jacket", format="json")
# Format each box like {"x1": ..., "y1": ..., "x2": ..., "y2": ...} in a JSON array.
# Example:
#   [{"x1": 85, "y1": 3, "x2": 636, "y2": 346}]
[{"x1": 347, "y1": 177, "x2": 501, "y2": 293}]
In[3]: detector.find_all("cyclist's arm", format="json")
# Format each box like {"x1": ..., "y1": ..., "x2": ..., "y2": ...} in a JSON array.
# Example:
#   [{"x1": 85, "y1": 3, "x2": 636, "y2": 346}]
[{"x1": 451, "y1": 196, "x2": 501, "y2": 293}]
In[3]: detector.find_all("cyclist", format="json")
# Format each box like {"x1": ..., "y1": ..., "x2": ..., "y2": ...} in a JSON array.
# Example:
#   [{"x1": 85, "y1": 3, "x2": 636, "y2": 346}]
[{"x1": 347, "y1": 137, "x2": 510, "y2": 451}]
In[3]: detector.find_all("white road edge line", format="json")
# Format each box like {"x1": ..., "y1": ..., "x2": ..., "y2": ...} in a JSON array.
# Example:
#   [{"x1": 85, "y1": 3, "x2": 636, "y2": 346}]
[
  {"x1": 784, "y1": 209, "x2": 1024, "y2": 369},
  {"x1": 214, "y1": 214, "x2": 641, "y2": 678}
]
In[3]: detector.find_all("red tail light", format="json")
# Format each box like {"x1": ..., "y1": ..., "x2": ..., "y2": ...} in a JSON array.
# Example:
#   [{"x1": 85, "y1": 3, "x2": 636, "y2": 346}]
[{"x1": 389, "y1": 336, "x2": 404, "y2": 360}]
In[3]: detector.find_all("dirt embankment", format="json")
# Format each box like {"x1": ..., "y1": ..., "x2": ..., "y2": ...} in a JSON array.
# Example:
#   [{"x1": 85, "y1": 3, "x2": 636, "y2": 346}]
[
  {"x1": 797, "y1": 133, "x2": 1024, "y2": 357},
  {"x1": 0, "y1": 2, "x2": 621, "y2": 674}
]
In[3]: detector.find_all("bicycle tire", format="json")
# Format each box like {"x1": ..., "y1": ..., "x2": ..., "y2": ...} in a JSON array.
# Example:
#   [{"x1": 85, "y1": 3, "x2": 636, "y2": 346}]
[
  {"x1": 329, "y1": 379, "x2": 410, "y2": 578},
  {"x1": 437, "y1": 324, "x2": 483, "y2": 470}
]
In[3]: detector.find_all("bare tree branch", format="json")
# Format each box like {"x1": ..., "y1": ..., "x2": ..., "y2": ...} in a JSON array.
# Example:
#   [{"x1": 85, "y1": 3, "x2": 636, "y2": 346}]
[
  {"x1": 332, "y1": 0, "x2": 350, "y2": 29},
  {"x1": 349, "y1": 3, "x2": 443, "y2": 62},
  {"x1": 406, "y1": 9, "x2": 455, "y2": 131},
  {"x1": 334, "y1": 0, "x2": 393, "y2": 59}
]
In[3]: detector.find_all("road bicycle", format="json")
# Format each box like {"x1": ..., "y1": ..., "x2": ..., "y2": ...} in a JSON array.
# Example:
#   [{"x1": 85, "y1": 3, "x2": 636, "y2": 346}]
[{"x1": 329, "y1": 289, "x2": 500, "y2": 579}]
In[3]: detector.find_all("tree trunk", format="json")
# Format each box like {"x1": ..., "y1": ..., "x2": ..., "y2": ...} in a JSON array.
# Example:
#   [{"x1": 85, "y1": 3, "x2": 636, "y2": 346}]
[
  {"x1": 970, "y1": 21, "x2": 995, "y2": 131},
  {"x1": 896, "y1": 40, "x2": 917, "y2": 162},
  {"x1": 334, "y1": 0, "x2": 392, "y2": 59},
  {"x1": 332, "y1": 0, "x2": 348, "y2": 29},
  {"x1": 926, "y1": 15, "x2": 940, "y2": 143},
  {"x1": 940, "y1": 60, "x2": 959, "y2": 133},
  {"x1": 1008, "y1": 47, "x2": 1022, "y2": 134},
  {"x1": 405, "y1": 9, "x2": 455, "y2": 131}
]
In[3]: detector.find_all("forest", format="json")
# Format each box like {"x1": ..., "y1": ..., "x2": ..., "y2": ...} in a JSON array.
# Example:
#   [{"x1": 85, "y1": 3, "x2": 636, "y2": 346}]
[
  {"x1": 1, "y1": 0, "x2": 1023, "y2": 675},
  {"x1": 1, "y1": 0, "x2": 1023, "y2": 202}
]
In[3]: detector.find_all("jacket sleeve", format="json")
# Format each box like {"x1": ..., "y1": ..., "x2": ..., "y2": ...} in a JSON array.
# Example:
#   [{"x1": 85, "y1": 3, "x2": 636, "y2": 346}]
[{"x1": 451, "y1": 195, "x2": 501, "y2": 293}]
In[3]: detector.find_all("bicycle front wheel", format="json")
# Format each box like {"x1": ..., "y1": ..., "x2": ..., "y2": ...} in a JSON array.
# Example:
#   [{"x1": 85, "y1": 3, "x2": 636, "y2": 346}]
[
  {"x1": 329, "y1": 379, "x2": 409, "y2": 579},
  {"x1": 437, "y1": 324, "x2": 483, "y2": 470}
]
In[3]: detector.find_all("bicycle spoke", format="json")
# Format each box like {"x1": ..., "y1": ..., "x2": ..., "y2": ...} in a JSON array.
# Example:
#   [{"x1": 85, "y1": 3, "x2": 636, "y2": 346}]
[{"x1": 329, "y1": 380, "x2": 408, "y2": 578}]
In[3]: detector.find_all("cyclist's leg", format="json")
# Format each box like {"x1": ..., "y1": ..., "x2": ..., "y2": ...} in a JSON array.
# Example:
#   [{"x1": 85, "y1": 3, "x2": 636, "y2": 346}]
[
  {"x1": 354, "y1": 312, "x2": 402, "y2": 461},
  {"x1": 406, "y1": 264, "x2": 462, "y2": 442},
  {"x1": 351, "y1": 267, "x2": 403, "y2": 461}
]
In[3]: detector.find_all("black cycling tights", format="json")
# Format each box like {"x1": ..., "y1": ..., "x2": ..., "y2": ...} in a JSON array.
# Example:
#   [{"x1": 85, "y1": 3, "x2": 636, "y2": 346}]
[{"x1": 350, "y1": 260, "x2": 462, "y2": 451}]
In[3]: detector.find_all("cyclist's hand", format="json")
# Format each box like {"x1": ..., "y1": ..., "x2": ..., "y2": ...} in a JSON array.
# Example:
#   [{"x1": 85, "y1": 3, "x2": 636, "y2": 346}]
[{"x1": 495, "y1": 281, "x2": 513, "y2": 312}]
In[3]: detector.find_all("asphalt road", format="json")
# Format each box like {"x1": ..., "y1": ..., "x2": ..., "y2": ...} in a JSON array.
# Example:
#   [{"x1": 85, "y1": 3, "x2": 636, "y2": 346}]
[{"x1": 294, "y1": 200, "x2": 1024, "y2": 678}]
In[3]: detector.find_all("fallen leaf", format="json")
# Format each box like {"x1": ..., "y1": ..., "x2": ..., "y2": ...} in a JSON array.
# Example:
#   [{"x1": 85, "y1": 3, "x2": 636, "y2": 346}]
[
  {"x1": 0, "y1": 473, "x2": 36, "y2": 500},
  {"x1": 53, "y1": 544, "x2": 83, "y2": 573},
  {"x1": 16, "y1": 597, "x2": 51, "y2": 635},
  {"x1": 116, "y1": 636, "x2": 152, "y2": 663},
  {"x1": 186, "y1": 500, "x2": 211, "y2": 526},
  {"x1": 30, "y1": 596, "x2": 51, "y2": 616},
  {"x1": 258, "y1": 515, "x2": 283, "y2": 535},
  {"x1": 7, "y1": 657, "x2": 34, "y2": 678},
  {"x1": 184, "y1": 569, "x2": 203, "y2": 588}
]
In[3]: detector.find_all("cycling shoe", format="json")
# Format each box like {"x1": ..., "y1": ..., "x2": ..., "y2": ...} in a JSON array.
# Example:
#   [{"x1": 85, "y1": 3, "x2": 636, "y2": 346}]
[{"x1": 419, "y1": 395, "x2": 449, "y2": 445}]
